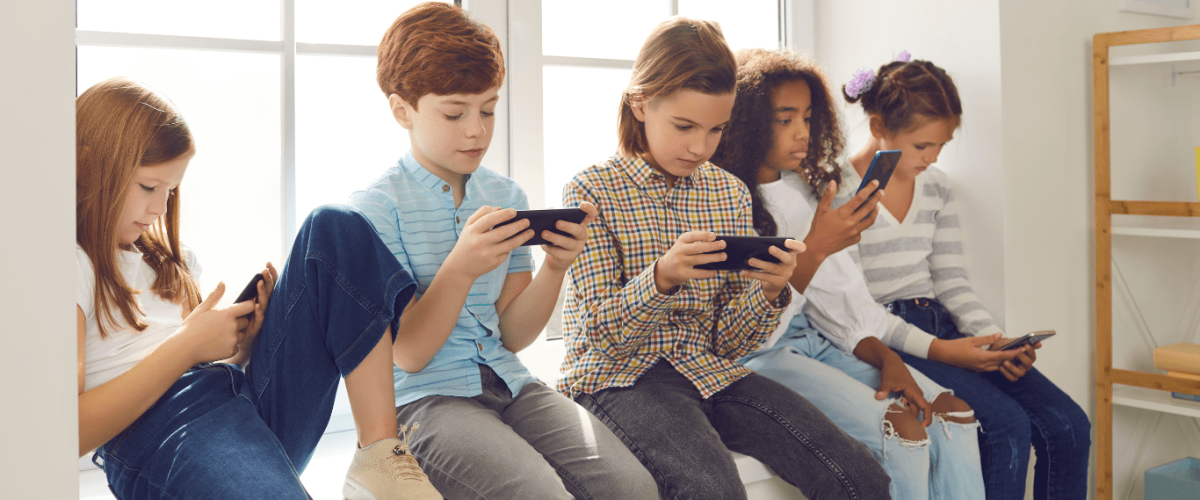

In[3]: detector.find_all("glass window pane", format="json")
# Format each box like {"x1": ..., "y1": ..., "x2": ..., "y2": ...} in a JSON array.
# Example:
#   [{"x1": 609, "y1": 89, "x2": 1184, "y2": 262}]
[
  {"x1": 297, "y1": 0, "x2": 446, "y2": 45},
  {"x1": 678, "y1": 0, "x2": 780, "y2": 53},
  {"x1": 78, "y1": 0, "x2": 279, "y2": 40},
  {"x1": 78, "y1": 47, "x2": 283, "y2": 294},
  {"x1": 543, "y1": 0, "x2": 669, "y2": 60},
  {"x1": 542, "y1": 65, "x2": 631, "y2": 207},
  {"x1": 295, "y1": 54, "x2": 409, "y2": 230}
]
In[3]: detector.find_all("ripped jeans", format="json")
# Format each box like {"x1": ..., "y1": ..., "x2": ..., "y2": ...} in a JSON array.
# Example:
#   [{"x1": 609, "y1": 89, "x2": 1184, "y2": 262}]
[{"x1": 740, "y1": 313, "x2": 985, "y2": 500}]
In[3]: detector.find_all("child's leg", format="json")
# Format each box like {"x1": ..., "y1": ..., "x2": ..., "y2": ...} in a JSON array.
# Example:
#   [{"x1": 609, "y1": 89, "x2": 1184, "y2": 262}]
[
  {"x1": 242, "y1": 204, "x2": 418, "y2": 471},
  {"x1": 500, "y1": 380, "x2": 659, "y2": 500},
  {"x1": 980, "y1": 367, "x2": 1090, "y2": 500},
  {"x1": 707, "y1": 371, "x2": 892, "y2": 500},
  {"x1": 898, "y1": 353, "x2": 1031, "y2": 500},
  {"x1": 742, "y1": 342, "x2": 931, "y2": 500},
  {"x1": 344, "y1": 329, "x2": 399, "y2": 446},
  {"x1": 100, "y1": 366, "x2": 309, "y2": 500},
  {"x1": 395, "y1": 374, "x2": 576, "y2": 499},
  {"x1": 573, "y1": 361, "x2": 751, "y2": 500}
]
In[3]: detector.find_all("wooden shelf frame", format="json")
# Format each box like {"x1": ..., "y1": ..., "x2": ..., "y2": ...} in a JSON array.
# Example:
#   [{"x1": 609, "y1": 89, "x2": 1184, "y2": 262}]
[{"x1": 1093, "y1": 24, "x2": 1200, "y2": 500}]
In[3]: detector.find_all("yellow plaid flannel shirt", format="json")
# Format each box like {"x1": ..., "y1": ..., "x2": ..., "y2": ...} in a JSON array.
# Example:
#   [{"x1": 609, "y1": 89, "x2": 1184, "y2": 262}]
[{"x1": 558, "y1": 153, "x2": 792, "y2": 399}]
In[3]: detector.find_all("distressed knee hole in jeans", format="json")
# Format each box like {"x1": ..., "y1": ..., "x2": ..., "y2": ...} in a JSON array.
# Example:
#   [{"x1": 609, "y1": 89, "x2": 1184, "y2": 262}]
[
  {"x1": 933, "y1": 410, "x2": 979, "y2": 440},
  {"x1": 881, "y1": 404, "x2": 930, "y2": 459}
]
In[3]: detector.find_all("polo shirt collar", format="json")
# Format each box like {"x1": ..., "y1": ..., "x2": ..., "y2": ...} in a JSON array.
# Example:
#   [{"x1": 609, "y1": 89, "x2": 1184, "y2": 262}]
[{"x1": 400, "y1": 150, "x2": 472, "y2": 193}]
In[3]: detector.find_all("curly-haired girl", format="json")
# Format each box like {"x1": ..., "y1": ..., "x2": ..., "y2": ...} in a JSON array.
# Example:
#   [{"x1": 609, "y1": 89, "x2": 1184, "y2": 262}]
[{"x1": 712, "y1": 49, "x2": 985, "y2": 500}]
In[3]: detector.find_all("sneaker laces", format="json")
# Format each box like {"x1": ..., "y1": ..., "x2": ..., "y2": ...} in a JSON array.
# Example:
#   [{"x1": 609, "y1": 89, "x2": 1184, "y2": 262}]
[{"x1": 389, "y1": 423, "x2": 430, "y2": 482}]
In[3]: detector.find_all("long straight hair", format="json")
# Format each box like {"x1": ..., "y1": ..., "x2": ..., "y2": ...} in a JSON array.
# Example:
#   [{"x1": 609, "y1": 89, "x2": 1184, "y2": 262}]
[
  {"x1": 76, "y1": 77, "x2": 201, "y2": 339},
  {"x1": 617, "y1": 17, "x2": 737, "y2": 158}
]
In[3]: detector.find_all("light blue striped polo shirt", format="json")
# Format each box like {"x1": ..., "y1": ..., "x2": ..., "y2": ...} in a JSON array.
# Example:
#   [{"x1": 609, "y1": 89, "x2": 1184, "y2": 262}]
[{"x1": 348, "y1": 151, "x2": 537, "y2": 406}]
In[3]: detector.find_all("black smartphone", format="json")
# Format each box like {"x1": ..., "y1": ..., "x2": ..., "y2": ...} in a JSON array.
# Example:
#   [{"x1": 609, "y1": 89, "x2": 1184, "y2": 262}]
[
  {"x1": 493, "y1": 208, "x2": 588, "y2": 246},
  {"x1": 235, "y1": 273, "x2": 265, "y2": 304},
  {"x1": 856, "y1": 149, "x2": 902, "y2": 196},
  {"x1": 694, "y1": 236, "x2": 790, "y2": 271},
  {"x1": 998, "y1": 330, "x2": 1056, "y2": 351}
]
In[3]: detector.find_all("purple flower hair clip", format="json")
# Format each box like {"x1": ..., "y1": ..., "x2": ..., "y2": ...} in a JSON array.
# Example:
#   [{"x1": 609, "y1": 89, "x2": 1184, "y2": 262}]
[
  {"x1": 846, "y1": 69, "x2": 875, "y2": 99},
  {"x1": 895, "y1": 50, "x2": 912, "y2": 63}
]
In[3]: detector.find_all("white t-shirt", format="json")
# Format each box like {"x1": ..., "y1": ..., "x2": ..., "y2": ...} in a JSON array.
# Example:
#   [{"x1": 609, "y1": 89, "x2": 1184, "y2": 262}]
[
  {"x1": 76, "y1": 244, "x2": 200, "y2": 391},
  {"x1": 755, "y1": 169, "x2": 937, "y2": 357}
]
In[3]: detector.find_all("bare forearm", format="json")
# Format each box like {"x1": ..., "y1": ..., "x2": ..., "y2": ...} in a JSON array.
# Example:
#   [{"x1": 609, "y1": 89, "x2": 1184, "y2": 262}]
[
  {"x1": 788, "y1": 250, "x2": 825, "y2": 294},
  {"x1": 78, "y1": 338, "x2": 193, "y2": 456},
  {"x1": 852, "y1": 336, "x2": 901, "y2": 370},
  {"x1": 498, "y1": 266, "x2": 566, "y2": 353},
  {"x1": 391, "y1": 270, "x2": 474, "y2": 373}
]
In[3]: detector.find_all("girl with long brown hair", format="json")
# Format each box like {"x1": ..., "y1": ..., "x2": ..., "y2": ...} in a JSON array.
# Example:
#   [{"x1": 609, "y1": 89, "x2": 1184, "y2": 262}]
[
  {"x1": 76, "y1": 77, "x2": 440, "y2": 499},
  {"x1": 558, "y1": 19, "x2": 891, "y2": 499}
]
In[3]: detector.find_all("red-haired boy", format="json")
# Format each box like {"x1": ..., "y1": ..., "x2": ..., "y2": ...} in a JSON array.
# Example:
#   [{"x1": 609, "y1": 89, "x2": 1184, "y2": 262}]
[{"x1": 345, "y1": 3, "x2": 658, "y2": 499}]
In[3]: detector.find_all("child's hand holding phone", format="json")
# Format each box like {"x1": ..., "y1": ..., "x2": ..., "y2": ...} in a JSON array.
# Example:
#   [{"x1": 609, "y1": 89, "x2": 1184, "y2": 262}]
[
  {"x1": 538, "y1": 202, "x2": 599, "y2": 273},
  {"x1": 445, "y1": 206, "x2": 535, "y2": 280},
  {"x1": 804, "y1": 180, "x2": 883, "y2": 260},
  {"x1": 988, "y1": 331, "x2": 1054, "y2": 381},
  {"x1": 741, "y1": 239, "x2": 805, "y2": 303}
]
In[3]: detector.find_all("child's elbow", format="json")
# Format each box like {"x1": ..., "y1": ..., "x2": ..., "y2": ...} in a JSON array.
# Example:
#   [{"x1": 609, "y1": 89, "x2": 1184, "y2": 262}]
[{"x1": 392, "y1": 353, "x2": 430, "y2": 374}]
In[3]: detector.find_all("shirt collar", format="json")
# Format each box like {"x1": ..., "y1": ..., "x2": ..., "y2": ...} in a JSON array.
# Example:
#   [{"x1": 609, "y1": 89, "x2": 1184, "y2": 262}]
[
  {"x1": 399, "y1": 150, "x2": 471, "y2": 193},
  {"x1": 613, "y1": 152, "x2": 696, "y2": 188}
]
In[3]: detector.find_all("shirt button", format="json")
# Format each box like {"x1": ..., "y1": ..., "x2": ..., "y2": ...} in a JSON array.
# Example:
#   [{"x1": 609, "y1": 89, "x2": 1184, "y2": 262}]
[
  {"x1": 456, "y1": 216, "x2": 460, "y2": 224},
  {"x1": 477, "y1": 343, "x2": 483, "y2": 351},
  {"x1": 442, "y1": 185, "x2": 450, "y2": 193}
]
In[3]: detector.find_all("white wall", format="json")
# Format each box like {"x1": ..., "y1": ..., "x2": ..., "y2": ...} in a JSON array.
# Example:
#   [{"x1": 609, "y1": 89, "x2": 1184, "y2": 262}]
[
  {"x1": 999, "y1": 3, "x2": 1200, "y2": 500},
  {"x1": 0, "y1": 1, "x2": 78, "y2": 498},
  {"x1": 811, "y1": 0, "x2": 1008, "y2": 331}
]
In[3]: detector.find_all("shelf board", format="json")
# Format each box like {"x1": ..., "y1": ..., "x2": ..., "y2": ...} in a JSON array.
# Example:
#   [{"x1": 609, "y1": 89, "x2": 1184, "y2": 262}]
[
  {"x1": 1110, "y1": 50, "x2": 1200, "y2": 66},
  {"x1": 1113, "y1": 385, "x2": 1200, "y2": 419},
  {"x1": 1112, "y1": 215, "x2": 1200, "y2": 239},
  {"x1": 1108, "y1": 200, "x2": 1200, "y2": 217}
]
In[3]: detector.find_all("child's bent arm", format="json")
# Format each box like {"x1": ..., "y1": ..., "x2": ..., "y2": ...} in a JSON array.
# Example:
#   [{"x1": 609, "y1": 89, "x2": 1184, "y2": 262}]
[
  {"x1": 563, "y1": 184, "x2": 674, "y2": 357},
  {"x1": 710, "y1": 278, "x2": 790, "y2": 358},
  {"x1": 391, "y1": 268, "x2": 475, "y2": 373},
  {"x1": 495, "y1": 271, "x2": 549, "y2": 353},
  {"x1": 78, "y1": 307, "x2": 196, "y2": 456}
]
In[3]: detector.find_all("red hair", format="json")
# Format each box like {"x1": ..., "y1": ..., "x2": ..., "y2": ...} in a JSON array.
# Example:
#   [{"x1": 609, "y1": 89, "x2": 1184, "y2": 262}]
[{"x1": 377, "y1": 2, "x2": 505, "y2": 108}]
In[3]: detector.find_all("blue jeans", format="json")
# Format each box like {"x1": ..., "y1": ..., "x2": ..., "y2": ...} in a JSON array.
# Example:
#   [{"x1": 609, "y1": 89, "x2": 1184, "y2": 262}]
[
  {"x1": 575, "y1": 360, "x2": 892, "y2": 500},
  {"x1": 94, "y1": 205, "x2": 417, "y2": 500},
  {"x1": 888, "y1": 298, "x2": 1091, "y2": 500},
  {"x1": 740, "y1": 314, "x2": 984, "y2": 500}
]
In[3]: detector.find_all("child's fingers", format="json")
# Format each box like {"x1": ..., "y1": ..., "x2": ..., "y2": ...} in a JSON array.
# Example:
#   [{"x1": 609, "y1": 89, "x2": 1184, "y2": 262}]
[
  {"x1": 818, "y1": 181, "x2": 838, "y2": 211},
  {"x1": 783, "y1": 239, "x2": 805, "y2": 254},
  {"x1": 555, "y1": 219, "x2": 589, "y2": 241},
  {"x1": 539, "y1": 229, "x2": 581, "y2": 252},
  {"x1": 689, "y1": 251, "x2": 726, "y2": 268},
  {"x1": 498, "y1": 229, "x2": 534, "y2": 252},
  {"x1": 578, "y1": 202, "x2": 599, "y2": 226},
  {"x1": 465, "y1": 205, "x2": 499, "y2": 226},
  {"x1": 681, "y1": 239, "x2": 726, "y2": 257},
  {"x1": 677, "y1": 231, "x2": 717, "y2": 245},
  {"x1": 486, "y1": 215, "x2": 531, "y2": 241}
]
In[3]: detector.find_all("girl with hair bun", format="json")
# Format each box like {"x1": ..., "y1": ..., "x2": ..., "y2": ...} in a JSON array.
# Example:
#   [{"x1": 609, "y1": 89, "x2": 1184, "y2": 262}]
[
  {"x1": 713, "y1": 48, "x2": 985, "y2": 500},
  {"x1": 840, "y1": 56, "x2": 1091, "y2": 500}
]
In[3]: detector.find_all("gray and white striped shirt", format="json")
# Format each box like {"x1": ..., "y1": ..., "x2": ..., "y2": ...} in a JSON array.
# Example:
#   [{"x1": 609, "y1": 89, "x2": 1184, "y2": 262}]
[{"x1": 836, "y1": 162, "x2": 1001, "y2": 339}]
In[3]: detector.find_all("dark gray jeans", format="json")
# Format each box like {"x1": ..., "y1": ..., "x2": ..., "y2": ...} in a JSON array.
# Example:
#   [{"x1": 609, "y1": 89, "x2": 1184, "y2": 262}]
[
  {"x1": 575, "y1": 360, "x2": 891, "y2": 500},
  {"x1": 396, "y1": 365, "x2": 658, "y2": 500}
]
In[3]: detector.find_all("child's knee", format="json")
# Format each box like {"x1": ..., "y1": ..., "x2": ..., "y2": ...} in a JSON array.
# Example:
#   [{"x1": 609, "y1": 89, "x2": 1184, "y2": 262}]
[
  {"x1": 931, "y1": 393, "x2": 976, "y2": 424},
  {"x1": 883, "y1": 403, "x2": 929, "y2": 443}
]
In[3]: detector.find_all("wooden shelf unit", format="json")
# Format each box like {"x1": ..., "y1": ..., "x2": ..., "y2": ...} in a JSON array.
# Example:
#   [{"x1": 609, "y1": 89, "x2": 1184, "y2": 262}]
[{"x1": 1093, "y1": 24, "x2": 1200, "y2": 500}]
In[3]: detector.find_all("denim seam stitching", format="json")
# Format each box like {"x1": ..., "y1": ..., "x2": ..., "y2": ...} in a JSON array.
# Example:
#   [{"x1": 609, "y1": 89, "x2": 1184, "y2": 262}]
[{"x1": 710, "y1": 394, "x2": 863, "y2": 500}]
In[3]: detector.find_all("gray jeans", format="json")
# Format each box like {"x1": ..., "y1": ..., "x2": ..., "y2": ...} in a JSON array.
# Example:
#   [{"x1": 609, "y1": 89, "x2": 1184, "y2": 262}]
[{"x1": 396, "y1": 365, "x2": 659, "y2": 500}]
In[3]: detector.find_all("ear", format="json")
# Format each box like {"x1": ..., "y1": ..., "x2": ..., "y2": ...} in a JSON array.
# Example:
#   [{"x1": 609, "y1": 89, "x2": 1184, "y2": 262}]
[
  {"x1": 389, "y1": 94, "x2": 415, "y2": 130},
  {"x1": 868, "y1": 115, "x2": 888, "y2": 140},
  {"x1": 629, "y1": 94, "x2": 647, "y2": 123}
]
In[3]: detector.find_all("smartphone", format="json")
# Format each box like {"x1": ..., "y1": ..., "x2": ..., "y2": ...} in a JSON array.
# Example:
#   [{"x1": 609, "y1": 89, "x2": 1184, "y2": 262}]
[
  {"x1": 235, "y1": 274, "x2": 265, "y2": 304},
  {"x1": 694, "y1": 236, "x2": 790, "y2": 271},
  {"x1": 233, "y1": 273, "x2": 265, "y2": 321},
  {"x1": 998, "y1": 330, "x2": 1056, "y2": 351},
  {"x1": 493, "y1": 208, "x2": 588, "y2": 246},
  {"x1": 856, "y1": 150, "x2": 902, "y2": 196}
]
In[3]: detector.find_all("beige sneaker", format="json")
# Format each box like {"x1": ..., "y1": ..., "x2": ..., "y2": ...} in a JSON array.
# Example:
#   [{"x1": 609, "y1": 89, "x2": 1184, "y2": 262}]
[{"x1": 343, "y1": 424, "x2": 442, "y2": 500}]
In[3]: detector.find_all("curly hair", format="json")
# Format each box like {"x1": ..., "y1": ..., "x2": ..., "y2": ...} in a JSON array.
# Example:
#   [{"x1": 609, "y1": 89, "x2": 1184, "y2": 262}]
[
  {"x1": 710, "y1": 49, "x2": 844, "y2": 237},
  {"x1": 842, "y1": 59, "x2": 961, "y2": 133}
]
